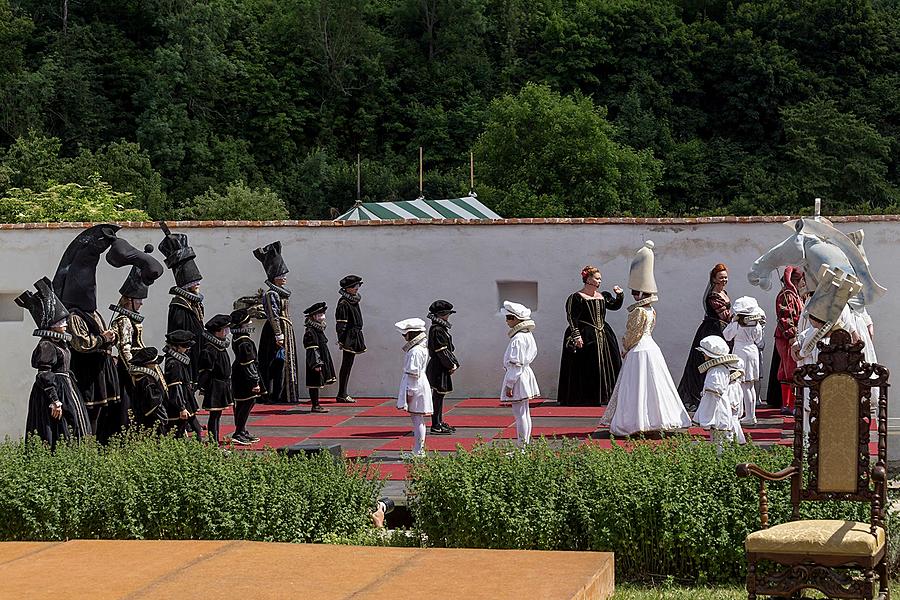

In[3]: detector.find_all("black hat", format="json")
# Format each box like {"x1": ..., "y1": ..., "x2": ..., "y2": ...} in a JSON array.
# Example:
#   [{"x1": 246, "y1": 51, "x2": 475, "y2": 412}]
[
  {"x1": 165, "y1": 330, "x2": 195, "y2": 347},
  {"x1": 253, "y1": 241, "x2": 289, "y2": 282},
  {"x1": 16, "y1": 277, "x2": 69, "y2": 330},
  {"x1": 304, "y1": 302, "x2": 327, "y2": 316},
  {"x1": 340, "y1": 275, "x2": 363, "y2": 289},
  {"x1": 130, "y1": 347, "x2": 161, "y2": 365},
  {"x1": 230, "y1": 308, "x2": 251, "y2": 327},
  {"x1": 52, "y1": 224, "x2": 120, "y2": 312},
  {"x1": 117, "y1": 244, "x2": 163, "y2": 299},
  {"x1": 157, "y1": 222, "x2": 202, "y2": 287},
  {"x1": 205, "y1": 314, "x2": 231, "y2": 332},
  {"x1": 428, "y1": 300, "x2": 455, "y2": 315}
]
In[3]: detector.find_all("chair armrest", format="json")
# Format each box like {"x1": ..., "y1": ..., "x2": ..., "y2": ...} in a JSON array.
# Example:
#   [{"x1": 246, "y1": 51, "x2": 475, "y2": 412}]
[
  {"x1": 872, "y1": 465, "x2": 887, "y2": 483},
  {"x1": 736, "y1": 463, "x2": 799, "y2": 481}
]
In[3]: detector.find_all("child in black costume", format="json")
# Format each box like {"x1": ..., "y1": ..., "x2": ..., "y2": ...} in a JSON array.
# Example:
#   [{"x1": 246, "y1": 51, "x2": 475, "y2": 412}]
[
  {"x1": 199, "y1": 314, "x2": 233, "y2": 445},
  {"x1": 230, "y1": 309, "x2": 263, "y2": 445},
  {"x1": 303, "y1": 302, "x2": 336, "y2": 413},
  {"x1": 163, "y1": 330, "x2": 202, "y2": 440}
]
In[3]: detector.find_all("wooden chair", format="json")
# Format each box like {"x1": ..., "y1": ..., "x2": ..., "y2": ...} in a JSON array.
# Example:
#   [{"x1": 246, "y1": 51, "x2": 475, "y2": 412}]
[{"x1": 736, "y1": 328, "x2": 890, "y2": 599}]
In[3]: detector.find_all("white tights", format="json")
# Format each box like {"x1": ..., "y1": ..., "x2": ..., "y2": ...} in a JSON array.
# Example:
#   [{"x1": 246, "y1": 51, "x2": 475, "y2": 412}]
[
  {"x1": 740, "y1": 381, "x2": 758, "y2": 424},
  {"x1": 511, "y1": 400, "x2": 532, "y2": 448},
  {"x1": 411, "y1": 415, "x2": 426, "y2": 455}
]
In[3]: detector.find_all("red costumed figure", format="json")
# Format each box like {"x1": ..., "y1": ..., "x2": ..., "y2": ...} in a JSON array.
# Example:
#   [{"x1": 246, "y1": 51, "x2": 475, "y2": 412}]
[{"x1": 774, "y1": 266, "x2": 805, "y2": 415}]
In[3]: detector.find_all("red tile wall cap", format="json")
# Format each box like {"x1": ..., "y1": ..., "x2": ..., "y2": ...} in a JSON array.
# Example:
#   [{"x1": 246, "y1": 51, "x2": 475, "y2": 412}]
[{"x1": 0, "y1": 215, "x2": 899, "y2": 230}]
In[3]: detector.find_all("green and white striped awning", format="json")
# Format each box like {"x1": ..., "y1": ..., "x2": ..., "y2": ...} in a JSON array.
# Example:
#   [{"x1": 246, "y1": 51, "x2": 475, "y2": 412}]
[{"x1": 335, "y1": 196, "x2": 502, "y2": 221}]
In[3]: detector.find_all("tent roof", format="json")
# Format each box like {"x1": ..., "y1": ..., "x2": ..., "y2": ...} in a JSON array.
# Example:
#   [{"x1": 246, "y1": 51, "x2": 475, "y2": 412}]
[{"x1": 335, "y1": 196, "x2": 501, "y2": 221}]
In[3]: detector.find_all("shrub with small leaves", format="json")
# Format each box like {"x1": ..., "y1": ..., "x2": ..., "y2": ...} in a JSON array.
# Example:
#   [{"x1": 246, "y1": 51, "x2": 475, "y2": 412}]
[{"x1": 0, "y1": 431, "x2": 381, "y2": 543}]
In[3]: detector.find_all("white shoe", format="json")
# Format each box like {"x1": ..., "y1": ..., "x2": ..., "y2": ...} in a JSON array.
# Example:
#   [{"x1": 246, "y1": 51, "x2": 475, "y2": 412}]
[{"x1": 400, "y1": 451, "x2": 425, "y2": 460}]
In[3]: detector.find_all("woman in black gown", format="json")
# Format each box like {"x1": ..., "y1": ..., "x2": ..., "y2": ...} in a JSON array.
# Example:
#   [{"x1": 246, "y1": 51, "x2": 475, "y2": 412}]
[
  {"x1": 557, "y1": 265, "x2": 624, "y2": 406},
  {"x1": 677, "y1": 263, "x2": 732, "y2": 410}
]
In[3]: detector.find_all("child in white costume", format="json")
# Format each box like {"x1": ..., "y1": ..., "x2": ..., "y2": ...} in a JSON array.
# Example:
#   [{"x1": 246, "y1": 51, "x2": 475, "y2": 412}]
[
  {"x1": 693, "y1": 335, "x2": 746, "y2": 452},
  {"x1": 395, "y1": 318, "x2": 433, "y2": 457},
  {"x1": 601, "y1": 241, "x2": 691, "y2": 436},
  {"x1": 501, "y1": 301, "x2": 540, "y2": 447},
  {"x1": 722, "y1": 296, "x2": 765, "y2": 425}
]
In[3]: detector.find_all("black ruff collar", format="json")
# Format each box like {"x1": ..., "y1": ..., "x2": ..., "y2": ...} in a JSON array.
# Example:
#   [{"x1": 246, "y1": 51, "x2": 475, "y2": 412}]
[
  {"x1": 266, "y1": 281, "x2": 292, "y2": 298},
  {"x1": 202, "y1": 331, "x2": 229, "y2": 349},
  {"x1": 170, "y1": 286, "x2": 204, "y2": 304},
  {"x1": 34, "y1": 329, "x2": 72, "y2": 342},
  {"x1": 109, "y1": 304, "x2": 145, "y2": 324},
  {"x1": 428, "y1": 314, "x2": 452, "y2": 329},
  {"x1": 305, "y1": 318, "x2": 326, "y2": 331},
  {"x1": 164, "y1": 346, "x2": 191, "y2": 365},
  {"x1": 339, "y1": 289, "x2": 361, "y2": 303},
  {"x1": 231, "y1": 326, "x2": 255, "y2": 336}
]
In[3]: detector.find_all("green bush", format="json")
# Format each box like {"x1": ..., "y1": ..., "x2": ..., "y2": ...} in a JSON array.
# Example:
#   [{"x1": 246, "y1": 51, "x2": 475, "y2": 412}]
[
  {"x1": 0, "y1": 431, "x2": 381, "y2": 543},
  {"x1": 407, "y1": 437, "x2": 874, "y2": 584},
  {"x1": 175, "y1": 180, "x2": 289, "y2": 221}
]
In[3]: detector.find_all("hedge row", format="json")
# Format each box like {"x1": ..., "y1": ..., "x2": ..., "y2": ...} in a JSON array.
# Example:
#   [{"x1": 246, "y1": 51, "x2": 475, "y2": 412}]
[
  {"x1": 0, "y1": 432, "x2": 381, "y2": 543},
  {"x1": 407, "y1": 437, "x2": 890, "y2": 584}
]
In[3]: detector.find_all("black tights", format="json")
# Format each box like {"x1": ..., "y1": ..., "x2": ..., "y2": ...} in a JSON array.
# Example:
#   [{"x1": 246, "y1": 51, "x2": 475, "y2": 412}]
[
  {"x1": 207, "y1": 411, "x2": 222, "y2": 443},
  {"x1": 431, "y1": 392, "x2": 446, "y2": 428},
  {"x1": 88, "y1": 405, "x2": 102, "y2": 436},
  {"x1": 233, "y1": 399, "x2": 255, "y2": 435},
  {"x1": 309, "y1": 388, "x2": 321, "y2": 407},
  {"x1": 177, "y1": 416, "x2": 203, "y2": 441},
  {"x1": 337, "y1": 351, "x2": 356, "y2": 399}
]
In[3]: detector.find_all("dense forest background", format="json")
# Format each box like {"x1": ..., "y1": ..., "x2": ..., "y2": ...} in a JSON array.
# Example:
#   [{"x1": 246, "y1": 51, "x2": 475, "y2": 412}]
[{"x1": 0, "y1": 0, "x2": 899, "y2": 221}]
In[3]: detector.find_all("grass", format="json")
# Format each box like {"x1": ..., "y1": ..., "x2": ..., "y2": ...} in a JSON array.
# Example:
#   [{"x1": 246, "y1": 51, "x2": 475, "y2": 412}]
[{"x1": 612, "y1": 581, "x2": 900, "y2": 599}]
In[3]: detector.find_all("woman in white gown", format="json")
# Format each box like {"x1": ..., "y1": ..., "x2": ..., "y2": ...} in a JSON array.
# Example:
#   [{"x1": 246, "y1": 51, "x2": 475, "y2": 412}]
[{"x1": 601, "y1": 241, "x2": 691, "y2": 436}]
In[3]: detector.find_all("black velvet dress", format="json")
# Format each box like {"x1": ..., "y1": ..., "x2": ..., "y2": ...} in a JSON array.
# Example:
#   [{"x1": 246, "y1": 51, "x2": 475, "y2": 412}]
[
  {"x1": 167, "y1": 294, "x2": 205, "y2": 385},
  {"x1": 557, "y1": 291, "x2": 624, "y2": 406},
  {"x1": 303, "y1": 322, "x2": 337, "y2": 388},
  {"x1": 25, "y1": 337, "x2": 91, "y2": 447},
  {"x1": 677, "y1": 290, "x2": 732, "y2": 409},
  {"x1": 426, "y1": 323, "x2": 459, "y2": 394},
  {"x1": 199, "y1": 335, "x2": 234, "y2": 411}
]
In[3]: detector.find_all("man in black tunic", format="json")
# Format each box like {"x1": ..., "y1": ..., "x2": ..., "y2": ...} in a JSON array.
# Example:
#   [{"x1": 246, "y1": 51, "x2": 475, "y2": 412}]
[
  {"x1": 303, "y1": 302, "x2": 336, "y2": 413},
  {"x1": 158, "y1": 223, "x2": 205, "y2": 386},
  {"x1": 254, "y1": 241, "x2": 301, "y2": 404},
  {"x1": 426, "y1": 300, "x2": 459, "y2": 435},
  {"x1": 335, "y1": 275, "x2": 366, "y2": 403}
]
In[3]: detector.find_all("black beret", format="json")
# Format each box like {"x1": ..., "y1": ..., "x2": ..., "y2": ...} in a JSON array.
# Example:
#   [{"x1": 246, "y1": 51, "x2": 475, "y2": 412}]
[
  {"x1": 339, "y1": 274, "x2": 363, "y2": 289},
  {"x1": 130, "y1": 347, "x2": 161, "y2": 365},
  {"x1": 205, "y1": 314, "x2": 231, "y2": 332},
  {"x1": 428, "y1": 300, "x2": 455, "y2": 315},
  {"x1": 166, "y1": 330, "x2": 195, "y2": 347},
  {"x1": 304, "y1": 302, "x2": 327, "y2": 316}
]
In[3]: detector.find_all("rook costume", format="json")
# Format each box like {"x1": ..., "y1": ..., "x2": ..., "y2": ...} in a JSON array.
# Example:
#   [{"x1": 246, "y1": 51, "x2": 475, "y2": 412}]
[
  {"x1": 255, "y1": 242, "x2": 301, "y2": 404},
  {"x1": 17, "y1": 278, "x2": 90, "y2": 448}
]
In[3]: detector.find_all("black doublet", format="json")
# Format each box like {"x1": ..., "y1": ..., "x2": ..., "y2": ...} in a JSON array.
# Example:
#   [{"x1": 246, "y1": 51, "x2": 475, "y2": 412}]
[
  {"x1": 231, "y1": 333, "x2": 263, "y2": 401},
  {"x1": 164, "y1": 349, "x2": 198, "y2": 417},
  {"x1": 167, "y1": 294, "x2": 204, "y2": 384},
  {"x1": 335, "y1": 295, "x2": 366, "y2": 353},
  {"x1": 303, "y1": 321, "x2": 336, "y2": 388},
  {"x1": 199, "y1": 336, "x2": 233, "y2": 411},
  {"x1": 426, "y1": 322, "x2": 459, "y2": 394}
]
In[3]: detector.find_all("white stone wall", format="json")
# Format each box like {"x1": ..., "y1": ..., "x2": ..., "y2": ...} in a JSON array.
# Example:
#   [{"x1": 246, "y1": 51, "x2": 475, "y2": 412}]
[{"x1": 0, "y1": 220, "x2": 896, "y2": 444}]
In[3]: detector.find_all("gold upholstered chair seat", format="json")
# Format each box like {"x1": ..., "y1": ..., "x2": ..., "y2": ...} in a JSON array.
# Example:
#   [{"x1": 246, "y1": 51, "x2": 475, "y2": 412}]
[{"x1": 746, "y1": 520, "x2": 885, "y2": 558}]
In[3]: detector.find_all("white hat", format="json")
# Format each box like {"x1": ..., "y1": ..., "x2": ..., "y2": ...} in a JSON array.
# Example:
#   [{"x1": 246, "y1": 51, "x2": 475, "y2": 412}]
[
  {"x1": 805, "y1": 266, "x2": 862, "y2": 325},
  {"x1": 628, "y1": 240, "x2": 658, "y2": 295},
  {"x1": 503, "y1": 301, "x2": 531, "y2": 320},
  {"x1": 395, "y1": 318, "x2": 427, "y2": 333},
  {"x1": 696, "y1": 335, "x2": 730, "y2": 358},
  {"x1": 732, "y1": 296, "x2": 761, "y2": 316}
]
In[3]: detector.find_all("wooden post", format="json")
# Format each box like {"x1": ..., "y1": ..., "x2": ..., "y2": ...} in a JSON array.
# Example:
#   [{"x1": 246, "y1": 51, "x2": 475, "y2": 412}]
[
  {"x1": 356, "y1": 154, "x2": 361, "y2": 202},
  {"x1": 470, "y1": 151, "x2": 474, "y2": 191},
  {"x1": 419, "y1": 146, "x2": 424, "y2": 197}
]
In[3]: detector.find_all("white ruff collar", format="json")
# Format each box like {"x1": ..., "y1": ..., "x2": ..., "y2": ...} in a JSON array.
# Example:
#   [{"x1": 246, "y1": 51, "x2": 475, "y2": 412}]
[
  {"x1": 508, "y1": 319, "x2": 535, "y2": 338},
  {"x1": 402, "y1": 332, "x2": 427, "y2": 352},
  {"x1": 698, "y1": 354, "x2": 740, "y2": 373},
  {"x1": 627, "y1": 295, "x2": 658, "y2": 312}
]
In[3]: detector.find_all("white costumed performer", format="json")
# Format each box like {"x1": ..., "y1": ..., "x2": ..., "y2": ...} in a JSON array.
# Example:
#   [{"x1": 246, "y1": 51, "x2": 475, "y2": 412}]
[
  {"x1": 501, "y1": 301, "x2": 540, "y2": 447},
  {"x1": 395, "y1": 318, "x2": 433, "y2": 457},
  {"x1": 693, "y1": 335, "x2": 746, "y2": 452},
  {"x1": 722, "y1": 296, "x2": 765, "y2": 425},
  {"x1": 601, "y1": 241, "x2": 691, "y2": 436}
]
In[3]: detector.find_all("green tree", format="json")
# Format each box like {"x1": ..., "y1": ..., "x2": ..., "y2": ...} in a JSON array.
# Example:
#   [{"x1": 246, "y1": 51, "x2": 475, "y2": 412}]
[
  {"x1": 176, "y1": 180, "x2": 289, "y2": 220},
  {"x1": 781, "y1": 98, "x2": 899, "y2": 211},
  {"x1": 0, "y1": 174, "x2": 149, "y2": 223},
  {"x1": 474, "y1": 83, "x2": 661, "y2": 217}
]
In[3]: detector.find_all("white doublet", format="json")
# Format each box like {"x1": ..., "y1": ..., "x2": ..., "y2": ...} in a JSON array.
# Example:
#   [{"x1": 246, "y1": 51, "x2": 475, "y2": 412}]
[
  {"x1": 722, "y1": 321, "x2": 764, "y2": 382},
  {"x1": 694, "y1": 361, "x2": 746, "y2": 444},
  {"x1": 501, "y1": 331, "x2": 539, "y2": 402},
  {"x1": 397, "y1": 341, "x2": 433, "y2": 414}
]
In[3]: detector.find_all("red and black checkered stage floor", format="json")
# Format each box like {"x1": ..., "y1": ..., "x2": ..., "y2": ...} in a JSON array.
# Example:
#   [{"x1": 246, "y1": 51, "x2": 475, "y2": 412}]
[{"x1": 202, "y1": 398, "x2": 881, "y2": 482}]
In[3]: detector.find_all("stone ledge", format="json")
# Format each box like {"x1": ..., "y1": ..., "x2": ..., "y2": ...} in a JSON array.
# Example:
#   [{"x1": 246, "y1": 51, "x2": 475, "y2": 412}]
[{"x1": 0, "y1": 215, "x2": 897, "y2": 230}]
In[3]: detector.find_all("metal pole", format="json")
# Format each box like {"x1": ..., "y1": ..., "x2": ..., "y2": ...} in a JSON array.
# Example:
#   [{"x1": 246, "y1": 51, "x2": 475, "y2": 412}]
[
  {"x1": 357, "y1": 154, "x2": 361, "y2": 202},
  {"x1": 419, "y1": 146, "x2": 424, "y2": 196}
]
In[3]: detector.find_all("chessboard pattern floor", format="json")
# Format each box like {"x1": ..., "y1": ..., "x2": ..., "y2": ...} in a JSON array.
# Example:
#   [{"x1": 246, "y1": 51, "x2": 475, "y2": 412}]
[{"x1": 198, "y1": 398, "x2": 881, "y2": 481}]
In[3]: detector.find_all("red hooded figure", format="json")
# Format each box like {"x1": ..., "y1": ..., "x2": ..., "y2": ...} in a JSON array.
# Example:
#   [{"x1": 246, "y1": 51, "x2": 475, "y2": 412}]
[{"x1": 774, "y1": 266, "x2": 805, "y2": 411}]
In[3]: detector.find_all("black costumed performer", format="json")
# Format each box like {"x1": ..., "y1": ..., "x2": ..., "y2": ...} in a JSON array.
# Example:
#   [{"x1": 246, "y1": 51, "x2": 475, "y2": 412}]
[
  {"x1": 163, "y1": 330, "x2": 202, "y2": 440},
  {"x1": 127, "y1": 347, "x2": 168, "y2": 433},
  {"x1": 158, "y1": 223, "x2": 205, "y2": 387},
  {"x1": 229, "y1": 309, "x2": 263, "y2": 445},
  {"x1": 199, "y1": 314, "x2": 234, "y2": 445},
  {"x1": 303, "y1": 302, "x2": 336, "y2": 413},
  {"x1": 110, "y1": 244, "x2": 163, "y2": 430},
  {"x1": 426, "y1": 300, "x2": 459, "y2": 435},
  {"x1": 53, "y1": 224, "x2": 162, "y2": 441},
  {"x1": 255, "y1": 241, "x2": 301, "y2": 404},
  {"x1": 677, "y1": 263, "x2": 732, "y2": 411},
  {"x1": 335, "y1": 275, "x2": 366, "y2": 403},
  {"x1": 16, "y1": 278, "x2": 91, "y2": 448},
  {"x1": 557, "y1": 265, "x2": 624, "y2": 406}
]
